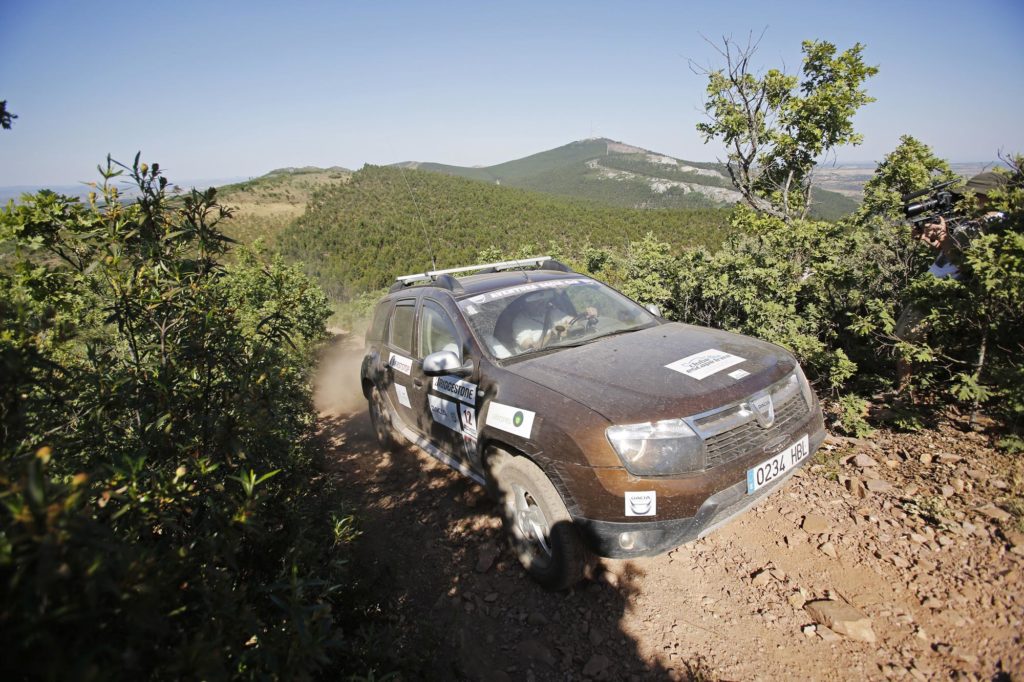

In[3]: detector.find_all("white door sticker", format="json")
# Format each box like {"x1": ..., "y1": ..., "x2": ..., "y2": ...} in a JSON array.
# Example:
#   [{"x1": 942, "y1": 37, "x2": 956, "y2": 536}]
[
  {"x1": 625, "y1": 491, "x2": 657, "y2": 517},
  {"x1": 432, "y1": 375, "x2": 478, "y2": 403},
  {"x1": 666, "y1": 349, "x2": 745, "y2": 380},
  {"x1": 460, "y1": 405, "x2": 478, "y2": 438},
  {"x1": 728, "y1": 368, "x2": 751, "y2": 380},
  {"x1": 394, "y1": 384, "x2": 411, "y2": 408},
  {"x1": 428, "y1": 395, "x2": 462, "y2": 433},
  {"x1": 388, "y1": 352, "x2": 413, "y2": 376},
  {"x1": 485, "y1": 402, "x2": 536, "y2": 438}
]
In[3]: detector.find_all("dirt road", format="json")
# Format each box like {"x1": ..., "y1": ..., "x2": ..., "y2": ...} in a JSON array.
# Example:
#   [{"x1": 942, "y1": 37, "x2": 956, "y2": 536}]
[{"x1": 316, "y1": 339, "x2": 1023, "y2": 680}]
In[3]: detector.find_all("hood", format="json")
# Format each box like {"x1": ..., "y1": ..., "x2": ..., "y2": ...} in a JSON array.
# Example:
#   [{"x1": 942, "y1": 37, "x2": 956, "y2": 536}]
[{"x1": 512, "y1": 322, "x2": 796, "y2": 424}]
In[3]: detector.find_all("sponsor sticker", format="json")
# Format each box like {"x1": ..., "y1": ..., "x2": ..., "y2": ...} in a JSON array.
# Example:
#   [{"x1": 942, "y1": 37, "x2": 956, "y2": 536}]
[
  {"x1": 460, "y1": 405, "x2": 478, "y2": 438},
  {"x1": 728, "y1": 368, "x2": 751, "y2": 380},
  {"x1": 428, "y1": 395, "x2": 461, "y2": 433},
  {"x1": 466, "y1": 278, "x2": 590, "y2": 305},
  {"x1": 432, "y1": 375, "x2": 478, "y2": 404},
  {"x1": 394, "y1": 384, "x2": 411, "y2": 408},
  {"x1": 625, "y1": 491, "x2": 657, "y2": 517},
  {"x1": 464, "y1": 303, "x2": 480, "y2": 316},
  {"x1": 665, "y1": 349, "x2": 745, "y2": 380},
  {"x1": 388, "y1": 352, "x2": 413, "y2": 376},
  {"x1": 485, "y1": 402, "x2": 536, "y2": 439}
]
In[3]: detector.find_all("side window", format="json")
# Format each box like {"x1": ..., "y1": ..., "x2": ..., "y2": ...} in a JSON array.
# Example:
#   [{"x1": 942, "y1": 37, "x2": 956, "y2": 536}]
[
  {"x1": 369, "y1": 300, "x2": 392, "y2": 344},
  {"x1": 388, "y1": 302, "x2": 416, "y2": 353},
  {"x1": 418, "y1": 300, "x2": 460, "y2": 359}
]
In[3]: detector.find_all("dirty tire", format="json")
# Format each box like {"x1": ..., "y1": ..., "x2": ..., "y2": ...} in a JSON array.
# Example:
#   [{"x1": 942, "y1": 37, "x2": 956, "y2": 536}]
[
  {"x1": 495, "y1": 456, "x2": 590, "y2": 590},
  {"x1": 368, "y1": 385, "x2": 395, "y2": 450}
]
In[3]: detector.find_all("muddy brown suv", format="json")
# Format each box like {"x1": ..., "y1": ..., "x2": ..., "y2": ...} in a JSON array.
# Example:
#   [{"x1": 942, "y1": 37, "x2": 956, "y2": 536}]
[{"x1": 361, "y1": 258, "x2": 825, "y2": 588}]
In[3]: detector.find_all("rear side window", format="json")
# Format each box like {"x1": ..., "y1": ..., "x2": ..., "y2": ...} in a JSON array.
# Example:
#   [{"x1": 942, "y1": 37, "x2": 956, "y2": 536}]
[
  {"x1": 388, "y1": 303, "x2": 416, "y2": 353},
  {"x1": 368, "y1": 300, "x2": 392, "y2": 344}
]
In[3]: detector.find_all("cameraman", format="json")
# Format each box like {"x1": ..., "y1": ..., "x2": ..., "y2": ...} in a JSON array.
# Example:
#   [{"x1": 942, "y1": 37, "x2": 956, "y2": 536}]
[
  {"x1": 895, "y1": 171, "x2": 1007, "y2": 390},
  {"x1": 909, "y1": 171, "x2": 1007, "y2": 280}
]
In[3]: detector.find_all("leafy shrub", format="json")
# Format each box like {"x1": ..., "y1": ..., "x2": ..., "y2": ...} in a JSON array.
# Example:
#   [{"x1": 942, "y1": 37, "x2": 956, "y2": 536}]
[
  {"x1": 0, "y1": 157, "x2": 385, "y2": 679},
  {"x1": 836, "y1": 394, "x2": 874, "y2": 437}
]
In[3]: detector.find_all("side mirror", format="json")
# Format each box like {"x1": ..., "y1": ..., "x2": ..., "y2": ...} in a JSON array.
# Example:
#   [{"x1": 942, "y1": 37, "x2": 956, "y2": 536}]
[
  {"x1": 645, "y1": 303, "x2": 662, "y2": 317},
  {"x1": 422, "y1": 350, "x2": 474, "y2": 377}
]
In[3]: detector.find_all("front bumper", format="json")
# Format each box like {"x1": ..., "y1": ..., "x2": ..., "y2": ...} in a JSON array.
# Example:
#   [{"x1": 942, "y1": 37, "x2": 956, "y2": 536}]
[{"x1": 576, "y1": 421, "x2": 826, "y2": 558}]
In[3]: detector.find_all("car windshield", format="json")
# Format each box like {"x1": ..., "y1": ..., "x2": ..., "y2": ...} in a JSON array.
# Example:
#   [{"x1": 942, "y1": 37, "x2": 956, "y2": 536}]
[{"x1": 458, "y1": 277, "x2": 657, "y2": 359}]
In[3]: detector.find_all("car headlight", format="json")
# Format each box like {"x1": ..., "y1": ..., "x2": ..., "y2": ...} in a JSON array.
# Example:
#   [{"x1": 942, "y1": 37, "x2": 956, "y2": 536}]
[
  {"x1": 795, "y1": 365, "x2": 815, "y2": 409},
  {"x1": 606, "y1": 418, "x2": 704, "y2": 476}
]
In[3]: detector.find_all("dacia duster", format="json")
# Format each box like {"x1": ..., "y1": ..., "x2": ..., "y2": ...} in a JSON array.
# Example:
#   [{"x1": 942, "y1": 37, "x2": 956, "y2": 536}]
[{"x1": 361, "y1": 258, "x2": 826, "y2": 588}]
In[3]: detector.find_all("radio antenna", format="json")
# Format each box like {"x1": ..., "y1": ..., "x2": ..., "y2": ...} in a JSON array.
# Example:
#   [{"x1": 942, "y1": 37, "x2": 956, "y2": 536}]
[{"x1": 397, "y1": 165, "x2": 438, "y2": 271}]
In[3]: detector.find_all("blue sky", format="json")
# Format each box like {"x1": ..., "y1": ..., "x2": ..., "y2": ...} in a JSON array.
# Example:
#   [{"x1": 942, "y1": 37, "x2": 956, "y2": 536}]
[{"x1": 1, "y1": 0, "x2": 1022, "y2": 186}]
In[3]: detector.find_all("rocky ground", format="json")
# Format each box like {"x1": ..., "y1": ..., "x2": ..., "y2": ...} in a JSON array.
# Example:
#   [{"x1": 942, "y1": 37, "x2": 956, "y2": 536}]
[{"x1": 316, "y1": 339, "x2": 1023, "y2": 680}]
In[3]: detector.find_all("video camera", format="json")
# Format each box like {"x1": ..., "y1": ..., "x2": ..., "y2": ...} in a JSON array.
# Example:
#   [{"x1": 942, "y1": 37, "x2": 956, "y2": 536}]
[{"x1": 902, "y1": 180, "x2": 957, "y2": 226}]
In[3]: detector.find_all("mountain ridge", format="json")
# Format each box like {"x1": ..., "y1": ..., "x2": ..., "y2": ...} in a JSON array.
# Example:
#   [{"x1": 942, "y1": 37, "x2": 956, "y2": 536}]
[{"x1": 391, "y1": 137, "x2": 858, "y2": 219}]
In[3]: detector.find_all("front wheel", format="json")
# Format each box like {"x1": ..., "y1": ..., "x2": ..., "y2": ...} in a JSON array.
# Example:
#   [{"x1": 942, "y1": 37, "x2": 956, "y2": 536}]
[{"x1": 493, "y1": 456, "x2": 591, "y2": 590}]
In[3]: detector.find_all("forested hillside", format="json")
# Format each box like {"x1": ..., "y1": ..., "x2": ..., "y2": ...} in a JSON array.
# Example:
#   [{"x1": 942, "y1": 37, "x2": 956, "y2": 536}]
[{"x1": 277, "y1": 164, "x2": 733, "y2": 298}]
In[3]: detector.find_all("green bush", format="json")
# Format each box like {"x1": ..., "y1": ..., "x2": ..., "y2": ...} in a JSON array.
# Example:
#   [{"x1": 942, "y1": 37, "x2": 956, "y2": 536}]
[{"x1": 0, "y1": 157, "x2": 385, "y2": 679}]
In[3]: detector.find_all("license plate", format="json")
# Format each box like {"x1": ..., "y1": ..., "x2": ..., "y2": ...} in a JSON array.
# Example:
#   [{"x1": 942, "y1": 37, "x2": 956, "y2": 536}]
[{"x1": 746, "y1": 434, "x2": 809, "y2": 494}]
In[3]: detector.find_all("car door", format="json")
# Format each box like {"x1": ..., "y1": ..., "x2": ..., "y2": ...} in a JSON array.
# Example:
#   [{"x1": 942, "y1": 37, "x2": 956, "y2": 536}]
[
  {"x1": 382, "y1": 298, "x2": 425, "y2": 431},
  {"x1": 416, "y1": 297, "x2": 476, "y2": 461}
]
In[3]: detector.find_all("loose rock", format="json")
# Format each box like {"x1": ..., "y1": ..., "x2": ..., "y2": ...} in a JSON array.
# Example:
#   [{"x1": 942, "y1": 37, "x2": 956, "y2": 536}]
[
  {"x1": 804, "y1": 600, "x2": 877, "y2": 643},
  {"x1": 975, "y1": 504, "x2": 1011, "y2": 523},
  {"x1": 864, "y1": 479, "x2": 893, "y2": 493},
  {"x1": 527, "y1": 611, "x2": 548, "y2": 626},
  {"x1": 853, "y1": 453, "x2": 879, "y2": 469},
  {"x1": 476, "y1": 543, "x2": 499, "y2": 573},
  {"x1": 802, "y1": 514, "x2": 829, "y2": 534},
  {"x1": 517, "y1": 639, "x2": 556, "y2": 669},
  {"x1": 582, "y1": 654, "x2": 611, "y2": 677}
]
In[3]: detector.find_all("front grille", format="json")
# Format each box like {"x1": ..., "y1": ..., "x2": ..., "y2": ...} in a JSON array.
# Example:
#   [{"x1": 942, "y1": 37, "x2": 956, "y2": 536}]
[{"x1": 704, "y1": 394, "x2": 808, "y2": 468}]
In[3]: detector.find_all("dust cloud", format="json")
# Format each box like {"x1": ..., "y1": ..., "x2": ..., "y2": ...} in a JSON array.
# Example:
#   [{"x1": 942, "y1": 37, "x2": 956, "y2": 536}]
[{"x1": 314, "y1": 329, "x2": 370, "y2": 416}]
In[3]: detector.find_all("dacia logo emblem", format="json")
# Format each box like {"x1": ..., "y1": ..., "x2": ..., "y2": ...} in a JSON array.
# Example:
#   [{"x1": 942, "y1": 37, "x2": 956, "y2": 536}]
[{"x1": 750, "y1": 394, "x2": 775, "y2": 429}]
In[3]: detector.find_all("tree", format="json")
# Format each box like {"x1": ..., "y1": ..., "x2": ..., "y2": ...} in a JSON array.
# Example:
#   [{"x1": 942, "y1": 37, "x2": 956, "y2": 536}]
[
  {"x1": 0, "y1": 100, "x2": 15, "y2": 129},
  {"x1": 695, "y1": 36, "x2": 878, "y2": 221},
  {"x1": 857, "y1": 134, "x2": 958, "y2": 219}
]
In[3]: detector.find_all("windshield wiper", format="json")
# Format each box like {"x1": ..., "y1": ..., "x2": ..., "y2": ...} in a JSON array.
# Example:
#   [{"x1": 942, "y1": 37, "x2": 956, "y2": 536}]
[
  {"x1": 510, "y1": 327, "x2": 646, "y2": 360},
  {"x1": 550, "y1": 326, "x2": 644, "y2": 349}
]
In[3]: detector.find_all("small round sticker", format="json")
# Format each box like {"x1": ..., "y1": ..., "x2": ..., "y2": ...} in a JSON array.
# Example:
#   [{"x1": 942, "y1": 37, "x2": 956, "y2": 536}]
[{"x1": 513, "y1": 411, "x2": 524, "y2": 427}]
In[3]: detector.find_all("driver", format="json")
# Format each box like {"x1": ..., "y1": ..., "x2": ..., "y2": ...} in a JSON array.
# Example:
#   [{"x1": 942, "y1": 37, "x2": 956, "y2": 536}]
[{"x1": 512, "y1": 292, "x2": 597, "y2": 352}]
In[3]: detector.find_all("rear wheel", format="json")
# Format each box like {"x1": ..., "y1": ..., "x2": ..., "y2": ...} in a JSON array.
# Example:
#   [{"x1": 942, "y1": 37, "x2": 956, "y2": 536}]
[
  {"x1": 368, "y1": 385, "x2": 395, "y2": 449},
  {"x1": 493, "y1": 456, "x2": 590, "y2": 590}
]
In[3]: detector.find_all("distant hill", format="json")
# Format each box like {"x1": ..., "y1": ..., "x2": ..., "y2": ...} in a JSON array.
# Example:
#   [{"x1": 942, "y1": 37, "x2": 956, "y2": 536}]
[
  {"x1": 396, "y1": 138, "x2": 859, "y2": 220},
  {"x1": 814, "y1": 162, "x2": 1003, "y2": 199},
  {"x1": 216, "y1": 167, "x2": 352, "y2": 245},
  {"x1": 277, "y1": 165, "x2": 734, "y2": 299}
]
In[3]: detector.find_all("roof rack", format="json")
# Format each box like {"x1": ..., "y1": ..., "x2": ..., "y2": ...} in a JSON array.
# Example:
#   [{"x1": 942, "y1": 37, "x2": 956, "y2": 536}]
[{"x1": 389, "y1": 256, "x2": 569, "y2": 292}]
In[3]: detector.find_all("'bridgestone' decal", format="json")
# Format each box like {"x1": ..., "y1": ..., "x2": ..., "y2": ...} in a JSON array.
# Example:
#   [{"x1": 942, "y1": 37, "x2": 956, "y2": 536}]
[
  {"x1": 466, "y1": 278, "x2": 590, "y2": 305},
  {"x1": 432, "y1": 375, "x2": 477, "y2": 403}
]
